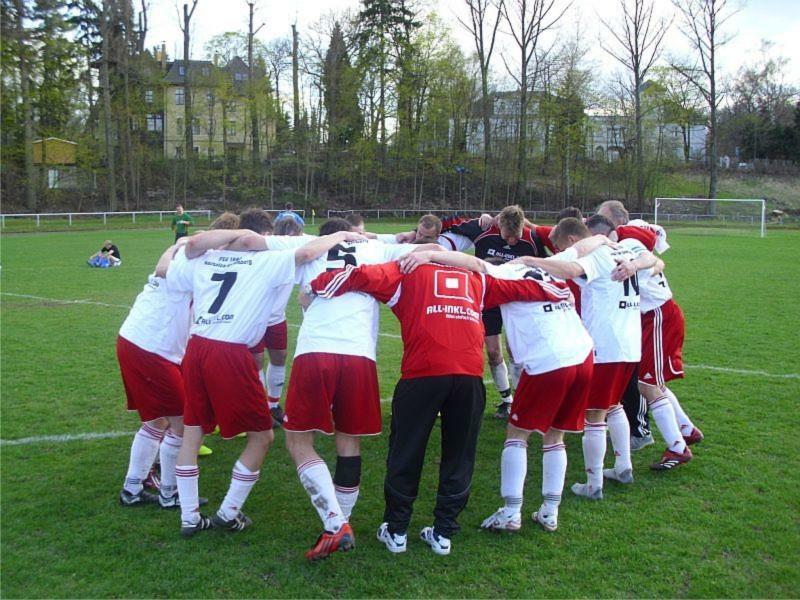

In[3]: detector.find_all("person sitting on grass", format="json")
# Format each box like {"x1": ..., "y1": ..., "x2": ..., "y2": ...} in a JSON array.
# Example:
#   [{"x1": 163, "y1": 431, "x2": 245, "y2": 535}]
[{"x1": 87, "y1": 240, "x2": 122, "y2": 268}]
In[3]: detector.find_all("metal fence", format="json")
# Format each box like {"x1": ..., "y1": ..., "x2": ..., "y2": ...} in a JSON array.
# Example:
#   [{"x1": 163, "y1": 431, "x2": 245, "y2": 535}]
[{"x1": 0, "y1": 209, "x2": 213, "y2": 228}]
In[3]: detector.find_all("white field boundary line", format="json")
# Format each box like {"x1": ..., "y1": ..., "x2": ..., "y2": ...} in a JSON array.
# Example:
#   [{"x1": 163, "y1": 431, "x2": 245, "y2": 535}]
[{"x1": 2, "y1": 292, "x2": 797, "y2": 381}]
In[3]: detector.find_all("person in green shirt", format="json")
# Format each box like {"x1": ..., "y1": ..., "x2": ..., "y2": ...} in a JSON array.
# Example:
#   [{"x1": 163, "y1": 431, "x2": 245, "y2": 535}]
[{"x1": 171, "y1": 204, "x2": 194, "y2": 242}]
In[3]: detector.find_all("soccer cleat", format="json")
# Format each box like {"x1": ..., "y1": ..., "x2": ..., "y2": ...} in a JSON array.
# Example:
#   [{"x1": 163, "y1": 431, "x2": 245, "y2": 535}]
[
  {"x1": 211, "y1": 511, "x2": 253, "y2": 532},
  {"x1": 376, "y1": 522, "x2": 407, "y2": 553},
  {"x1": 305, "y1": 523, "x2": 355, "y2": 561},
  {"x1": 650, "y1": 446, "x2": 693, "y2": 471},
  {"x1": 603, "y1": 468, "x2": 634, "y2": 484},
  {"x1": 480, "y1": 508, "x2": 522, "y2": 532},
  {"x1": 630, "y1": 434, "x2": 654, "y2": 452},
  {"x1": 532, "y1": 508, "x2": 558, "y2": 532},
  {"x1": 198, "y1": 444, "x2": 213, "y2": 457},
  {"x1": 158, "y1": 492, "x2": 208, "y2": 509},
  {"x1": 270, "y1": 405, "x2": 285, "y2": 428},
  {"x1": 143, "y1": 466, "x2": 161, "y2": 491},
  {"x1": 683, "y1": 427, "x2": 704, "y2": 446},
  {"x1": 420, "y1": 526, "x2": 451, "y2": 556},
  {"x1": 119, "y1": 488, "x2": 158, "y2": 506},
  {"x1": 570, "y1": 482, "x2": 603, "y2": 500},
  {"x1": 493, "y1": 401, "x2": 512, "y2": 420},
  {"x1": 180, "y1": 514, "x2": 213, "y2": 538}
]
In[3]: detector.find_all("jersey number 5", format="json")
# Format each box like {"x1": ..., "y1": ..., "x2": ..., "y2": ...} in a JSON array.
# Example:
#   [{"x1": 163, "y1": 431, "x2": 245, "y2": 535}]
[
  {"x1": 326, "y1": 244, "x2": 357, "y2": 271},
  {"x1": 208, "y1": 272, "x2": 237, "y2": 313}
]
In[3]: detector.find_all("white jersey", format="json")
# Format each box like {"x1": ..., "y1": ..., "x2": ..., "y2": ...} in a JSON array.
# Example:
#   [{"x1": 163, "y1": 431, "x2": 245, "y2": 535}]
[
  {"x1": 376, "y1": 232, "x2": 473, "y2": 251},
  {"x1": 261, "y1": 234, "x2": 318, "y2": 326},
  {"x1": 620, "y1": 239, "x2": 673, "y2": 313},
  {"x1": 296, "y1": 239, "x2": 416, "y2": 360},
  {"x1": 572, "y1": 239, "x2": 643, "y2": 363},
  {"x1": 167, "y1": 247, "x2": 296, "y2": 347},
  {"x1": 118, "y1": 273, "x2": 192, "y2": 364},
  {"x1": 486, "y1": 263, "x2": 593, "y2": 375}
]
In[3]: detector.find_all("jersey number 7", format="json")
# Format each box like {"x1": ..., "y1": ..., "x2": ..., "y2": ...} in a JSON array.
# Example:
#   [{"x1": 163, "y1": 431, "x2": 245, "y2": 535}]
[{"x1": 208, "y1": 272, "x2": 237, "y2": 313}]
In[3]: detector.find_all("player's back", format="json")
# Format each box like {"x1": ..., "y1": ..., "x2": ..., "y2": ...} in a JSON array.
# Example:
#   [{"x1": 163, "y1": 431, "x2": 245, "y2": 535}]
[
  {"x1": 296, "y1": 239, "x2": 413, "y2": 361},
  {"x1": 486, "y1": 263, "x2": 592, "y2": 375},
  {"x1": 119, "y1": 274, "x2": 192, "y2": 364},
  {"x1": 575, "y1": 241, "x2": 642, "y2": 363},
  {"x1": 175, "y1": 248, "x2": 296, "y2": 348}
]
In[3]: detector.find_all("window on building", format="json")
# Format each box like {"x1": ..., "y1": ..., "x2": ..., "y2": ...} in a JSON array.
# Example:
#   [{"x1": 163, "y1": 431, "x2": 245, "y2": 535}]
[
  {"x1": 201, "y1": 66, "x2": 210, "y2": 76},
  {"x1": 193, "y1": 146, "x2": 200, "y2": 154},
  {"x1": 175, "y1": 146, "x2": 184, "y2": 157},
  {"x1": 175, "y1": 88, "x2": 185, "y2": 105},
  {"x1": 192, "y1": 118, "x2": 202, "y2": 135},
  {"x1": 146, "y1": 114, "x2": 163, "y2": 132},
  {"x1": 227, "y1": 121, "x2": 236, "y2": 136},
  {"x1": 178, "y1": 65, "x2": 186, "y2": 76},
  {"x1": 145, "y1": 89, "x2": 154, "y2": 103},
  {"x1": 234, "y1": 72, "x2": 248, "y2": 81}
]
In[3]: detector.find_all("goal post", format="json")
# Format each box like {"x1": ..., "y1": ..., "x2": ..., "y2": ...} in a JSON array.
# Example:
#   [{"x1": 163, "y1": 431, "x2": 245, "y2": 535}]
[{"x1": 653, "y1": 197, "x2": 766, "y2": 238}]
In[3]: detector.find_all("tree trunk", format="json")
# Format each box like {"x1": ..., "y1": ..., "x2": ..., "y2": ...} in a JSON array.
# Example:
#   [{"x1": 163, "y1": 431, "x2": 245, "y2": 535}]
[
  {"x1": 248, "y1": 2, "x2": 260, "y2": 162},
  {"x1": 183, "y1": 3, "x2": 194, "y2": 161},
  {"x1": 634, "y1": 72, "x2": 645, "y2": 211},
  {"x1": 708, "y1": 45, "x2": 718, "y2": 199},
  {"x1": 481, "y1": 66, "x2": 491, "y2": 209},
  {"x1": 14, "y1": 0, "x2": 36, "y2": 210},
  {"x1": 101, "y1": 0, "x2": 117, "y2": 210}
]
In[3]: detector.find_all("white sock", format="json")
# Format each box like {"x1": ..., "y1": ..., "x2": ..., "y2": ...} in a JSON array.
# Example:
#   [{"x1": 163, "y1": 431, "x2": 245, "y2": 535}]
[
  {"x1": 582, "y1": 421, "x2": 606, "y2": 490},
  {"x1": 176, "y1": 464, "x2": 200, "y2": 524},
  {"x1": 607, "y1": 405, "x2": 632, "y2": 474},
  {"x1": 501, "y1": 439, "x2": 527, "y2": 514},
  {"x1": 219, "y1": 460, "x2": 260, "y2": 521},
  {"x1": 123, "y1": 423, "x2": 165, "y2": 494},
  {"x1": 259, "y1": 368, "x2": 267, "y2": 389},
  {"x1": 267, "y1": 363, "x2": 286, "y2": 403},
  {"x1": 297, "y1": 459, "x2": 346, "y2": 533},
  {"x1": 542, "y1": 443, "x2": 567, "y2": 514},
  {"x1": 651, "y1": 396, "x2": 688, "y2": 453},
  {"x1": 159, "y1": 430, "x2": 182, "y2": 496},
  {"x1": 664, "y1": 387, "x2": 695, "y2": 434},
  {"x1": 334, "y1": 485, "x2": 360, "y2": 520},
  {"x1": 509, "y1": 362, "x2": 524, "y2": 389},
  {"x1": 491, "y1": 361, "x2": 513, "y2": 401}
]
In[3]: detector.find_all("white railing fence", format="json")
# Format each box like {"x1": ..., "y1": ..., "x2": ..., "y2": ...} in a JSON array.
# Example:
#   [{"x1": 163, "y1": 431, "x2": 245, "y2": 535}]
[
  {"x1": 1, "y1": 210, "x2": 213, "y2": 228},
  {"x1": 327, "y1": 208, "x2": 659, "y2": 222}
]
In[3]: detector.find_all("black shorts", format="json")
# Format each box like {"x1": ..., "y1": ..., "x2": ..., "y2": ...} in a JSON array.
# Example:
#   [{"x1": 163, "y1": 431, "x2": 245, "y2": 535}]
[
  {"x1": 175, "y1": 231, "x2": 188, "y2": 242},
  {"x1": 482, "y1": 306, "x2": 503, "y2": 337}
]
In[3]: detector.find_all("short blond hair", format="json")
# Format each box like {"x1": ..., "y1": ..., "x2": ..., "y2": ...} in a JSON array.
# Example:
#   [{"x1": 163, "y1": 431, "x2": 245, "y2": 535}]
[
  {"x1": 498, "y1": 205, "x2": 524, "y2": 233},
  {"x1": 210, "y1": 211, "x2": 240, "y2": 230}
]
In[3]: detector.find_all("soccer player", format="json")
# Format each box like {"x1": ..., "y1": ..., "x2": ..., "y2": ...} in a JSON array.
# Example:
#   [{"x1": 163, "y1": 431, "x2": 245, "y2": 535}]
[
  {"x1": 596, "y1": 200, "x2": 665, "y2": 451},
  {"x1": 275, "y1": 201, "x2": 305, "y2": 227},
  {"x1": 171, "y1": 204, "x2": 193, "y2": 242},
  {"x1": 612, "y1": 249, "x2": 702, "y2": 470},
  {"x1": 279, "y1": 218, "x2": 434, "y2": 560},
  {"x1": 519, "y1": 217, "x2": 656, "y2": 499},
  {"x1": 443, "y1": 205, "x2": 549, "y2": 419},
  {"x1": 372, "y1": 214, "x2": 474, "y2": 251},
  {"x1": 308, "y1": 254, "x2": 571, "y2": 555},
  {"x1": 166, "y1": 223, "x2": 366, "y2": 537},
  {"x1": 345, "y1": 213, "x2": 366, "y2": 233}
]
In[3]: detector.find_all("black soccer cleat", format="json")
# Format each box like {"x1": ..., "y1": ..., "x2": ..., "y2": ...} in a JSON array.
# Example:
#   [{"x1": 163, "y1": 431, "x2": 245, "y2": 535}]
[
  {"x1": 212, "y1": 511, "x2": 253, "y2": 532},
  {"x1": 159, "y1": 492, "x2": 209, "y2": 509},
  {"x1": 180, "y1": 514, "x2": 214, "y2": 538},
  {"x1": 119, "y1": 488, "x2": 159, "y2": 507},
  {"x1": 493, "y1": 401, "x2": 512, "y2": 420}
]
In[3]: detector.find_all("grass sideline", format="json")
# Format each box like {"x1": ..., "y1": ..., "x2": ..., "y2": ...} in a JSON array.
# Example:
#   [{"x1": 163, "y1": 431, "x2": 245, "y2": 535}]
[{"x1": 1, "y1": 223, "x2": 799, "y2": 597}]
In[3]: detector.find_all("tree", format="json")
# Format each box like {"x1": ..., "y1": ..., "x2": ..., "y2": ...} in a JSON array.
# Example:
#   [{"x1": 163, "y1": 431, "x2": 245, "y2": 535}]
[
  {"x1": 100, "y1": 0, "x2": 117, "y2": 210},
  {"x1": 599, "y1": 0, "x2": 669, "y2": 210},
  {"x1": 11, "y1": 0, "x2": 37, "y2": 209},
  {"x1": 671, "y1": 0, "x2": 738, "y2": 199},
  {"x1": 458, "y1": 0, "x2": 504, "y2": 207},
  {"x1": 265, "y1": 37, "x2": 291, "y2": 115},
  {"x1": 500, "y1": 0, "x2": 569, "y2": 201},
  {"x1": 323, "y1": 22, "x2": 363, "y2": 151},
  {"x1": 180, "y1": 0, "x2": 199, "y2": 161},
  {"x1": 652, "y1": 66, "x2": 705, "y2": 162}
]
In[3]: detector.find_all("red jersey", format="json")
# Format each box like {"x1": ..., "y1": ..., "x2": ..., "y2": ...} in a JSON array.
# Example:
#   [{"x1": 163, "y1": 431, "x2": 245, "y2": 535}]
[
  {"x1": 310, "y1": 262, "x2": 571, "y2": 379},
  {"x1": 617, "y1": 225, "x2": 656, "y2": 251}
]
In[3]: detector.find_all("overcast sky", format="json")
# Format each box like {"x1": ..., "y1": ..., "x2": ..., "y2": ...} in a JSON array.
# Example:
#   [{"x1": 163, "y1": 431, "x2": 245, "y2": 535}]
[{"x1": 144, "y1": 0, "x2": 800, "y2": 90}]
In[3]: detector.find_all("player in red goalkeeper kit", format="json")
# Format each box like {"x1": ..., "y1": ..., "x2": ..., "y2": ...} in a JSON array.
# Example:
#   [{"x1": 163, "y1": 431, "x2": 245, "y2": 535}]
[{"x1": 307, "y1": 258, "x2": 570, "y2": 555}]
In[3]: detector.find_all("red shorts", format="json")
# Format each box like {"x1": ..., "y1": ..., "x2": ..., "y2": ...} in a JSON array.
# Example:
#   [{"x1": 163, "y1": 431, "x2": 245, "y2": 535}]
[
  {"x1": 182, "y1": 335, "x2": 272, "y2": 438},
  {"x1": 510, "y1": 352, "x2": 594, "y2": 434},
  {"x1": 587, "y1": 361, "x2": 637, "y2": 410},
  {"x1": 640, "y1": 299, "x2": 685, "y2": 387},
  {"x1": 116, "y1": 336, "x2": 185, "y2": 422},
  {"x1": 284, "y1": 352, "x2": 381, "y2": 436},
  {"x1": 250, "y1": 320, "x2": 289, "y2": 353}
]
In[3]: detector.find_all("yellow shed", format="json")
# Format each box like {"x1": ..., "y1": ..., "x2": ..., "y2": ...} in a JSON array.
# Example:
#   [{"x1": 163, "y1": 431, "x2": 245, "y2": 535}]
[{"x1": 33, "y1": 137, "x2": 77, "y2": 165}]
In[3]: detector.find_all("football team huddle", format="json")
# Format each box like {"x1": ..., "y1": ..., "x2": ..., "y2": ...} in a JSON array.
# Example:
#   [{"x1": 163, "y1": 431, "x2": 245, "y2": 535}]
[{"x1": 116, "y1": 200, "x2": 703, "y2": 560}]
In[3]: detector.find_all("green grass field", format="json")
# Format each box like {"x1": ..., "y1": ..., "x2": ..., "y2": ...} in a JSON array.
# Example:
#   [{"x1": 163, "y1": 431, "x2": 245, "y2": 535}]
[{"x1": 1, "y1": 223, "x2": 799, "y2": 598}]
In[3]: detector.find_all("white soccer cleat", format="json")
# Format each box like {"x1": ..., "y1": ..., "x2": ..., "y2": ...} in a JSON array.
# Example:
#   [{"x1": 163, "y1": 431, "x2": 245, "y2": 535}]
[
  {"x1": 532, "y1": 507, "x2": 558, "y2": 532},
  {"x1": 420, "y1": 526, "x2": 451, "y2": 556},
  {"x1": 480, "y1": 507, "x2": 522, "y2": 532},
  {"x1": 571, "y1": 482, "x2": 603, "y2": 500},
  {"x1": 603, "y1": 468, "x2": 634, "y2": 484},
  {"x1": 376, "y1": 522, "x2": 407, "y2": 554}
]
